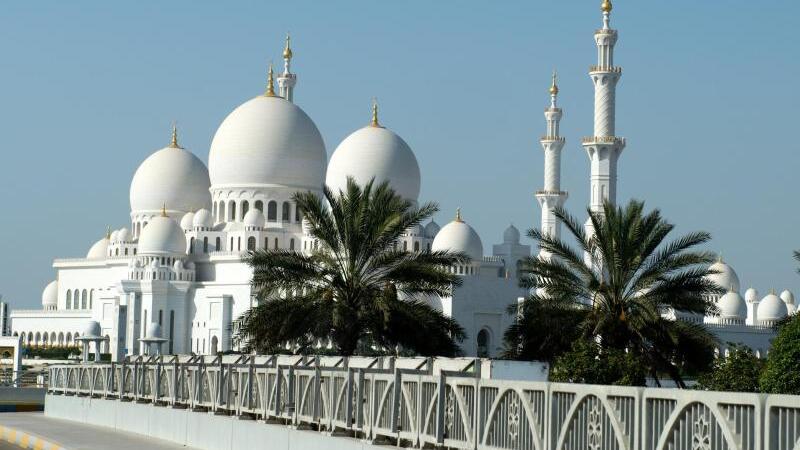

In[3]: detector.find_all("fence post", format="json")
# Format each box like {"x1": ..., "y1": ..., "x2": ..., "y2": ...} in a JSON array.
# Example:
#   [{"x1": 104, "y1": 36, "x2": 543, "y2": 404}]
[
  {"x1": 435, "y1": 372, "x2": 446, "y2": 445},
  {"x1": 274, "y1": 366, "x2": 283, "y2": 418},
  {"x1": 391, "y1": 368, "x2": 402, "y2": 434}
]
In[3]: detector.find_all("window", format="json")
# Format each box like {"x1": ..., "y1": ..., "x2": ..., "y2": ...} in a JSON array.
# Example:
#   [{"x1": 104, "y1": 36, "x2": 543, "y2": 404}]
[
  {"x1": 282, "y1": 202, "x2": 290, "y2": 222},
  {"x1": 158, "y1": 310, "x2": 163, "y2": 326},
  {"x1": 218, "y1": 202, "x2": 226, "y2": 223},
  {"x1": 89, "y1": 290, "x2": 94, "y2": 309},
  {"x1": 403, "y1": 241, "x2": 408, "y2": 251},
  {"x1": 242, "y1": 200, "x2": 249, "y2": 217},
  {"x1": 295, "y1": 207, "x2": 301, "y2": 223},
  {"x1": 230, "y1": 237, "x2": 234, "y2": 250},
  {"x1": 190, "y1": 237, "x2": 195, "y2": 254},
  {"x1": 229, "y1": 201, "x2": 236, "y2": 221},
  {"x1": 247, "y1": 236, "x2": 256, "y2": 251},
  {"x1": 255, "y1": 200, "x2": 263, "y2": 212},
  {"x1": 73, "y1": 290, "x2": 80, "y2": 309},
  {"x1": 289, "y1": 238, "x2": 295, "y2": 250},
  {"x1": 215, "y1": 237, "x2": 221, "y2": 251},
  {"x1": 274, "y1": 237, "x2": 278, "y2": 249},
  {"x1": 66, "y1": 290, "x2": 72, "y2": 310},
  {"x1": 203, "y1": 237, "x2": 208, "y2": 253},
  {"x1": 265, "y1": 237, "x2": 269, "y2": 249},
  {"x1": 237, "y1": 237, "x2": 241, "y2": 251},
  {"x1": 169, "y1": 311, "x2": 175, "y2": 354},
  {"x1": 414, "y1": 242, "x2": 420, "y2": 252},
  {"x1": 477, "y1": 329, "x2": 490, "y2": 358},
  {"x1": 267, "y1": 201, "x2": 277, "y2": 221}
]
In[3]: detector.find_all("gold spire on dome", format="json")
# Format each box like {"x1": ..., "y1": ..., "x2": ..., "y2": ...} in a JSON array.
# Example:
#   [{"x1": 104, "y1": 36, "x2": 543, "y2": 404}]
[
  {"x1": 265, "y1": 63, "x2": 276, "y2": 96},
  {"x1": 455, "y1": 208, "x2": 463, "y2": 223},
  {"x1": 169, "y1": 122, "x2": 180, "y2": 148},
  {"x1": 283, "y1": 33, "x2": 293, "y2": 60},
  {"x1": 549, "y1": 70, "x2": 559, "y2": 96},
  {"x1": 106, "y1": 226, "x2": 111, "y2": 240},
  {"x1": 601, "y1": 0, "x2": 613, "y2": 13},
  {"x1": 370, "y1": 98, "x2": 380, "y2": 127},
  {"x1": 161, "y1": 203, "x2": 168, "y2": 217}
]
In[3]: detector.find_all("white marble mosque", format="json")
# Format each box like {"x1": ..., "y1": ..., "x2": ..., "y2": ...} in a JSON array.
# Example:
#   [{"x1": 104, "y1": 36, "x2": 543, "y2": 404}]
[{"x1": 6, "y1": 1, "x2": 794, "y2": 361}]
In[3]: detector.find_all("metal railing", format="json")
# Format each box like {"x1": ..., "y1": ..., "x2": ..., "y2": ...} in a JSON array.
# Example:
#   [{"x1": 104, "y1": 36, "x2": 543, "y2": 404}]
[{"x1": 47, "y1": 356, "x2": 800, "y2": 450}]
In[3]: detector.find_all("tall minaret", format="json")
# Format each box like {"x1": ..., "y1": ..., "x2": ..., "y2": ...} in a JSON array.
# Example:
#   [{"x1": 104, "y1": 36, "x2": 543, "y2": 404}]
[
  {"x1": 535, "y1": 71, "x2": 568, "y2": 257},
  {"x1": 583, "y1": 0, "x2": 626, "y2": 214},
  {"x1": 277, "y1": 33, "x2": 297, "y2": 102}
]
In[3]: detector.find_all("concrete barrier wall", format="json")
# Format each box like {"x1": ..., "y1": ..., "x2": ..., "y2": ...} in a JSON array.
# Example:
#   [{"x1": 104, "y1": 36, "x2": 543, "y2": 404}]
[{"x1": 45, "y1": 395, "x2": 380, "y2": 450}]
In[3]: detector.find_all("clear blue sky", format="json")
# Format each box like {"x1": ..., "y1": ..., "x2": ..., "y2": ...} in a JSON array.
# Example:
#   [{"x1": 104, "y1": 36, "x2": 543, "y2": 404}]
[{"x1": 1, "y1": 1, "x2": 798, "y2": 309}]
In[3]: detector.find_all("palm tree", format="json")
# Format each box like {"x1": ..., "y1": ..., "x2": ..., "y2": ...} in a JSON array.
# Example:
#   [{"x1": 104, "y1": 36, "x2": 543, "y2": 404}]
[
  {"x1": 794, "y1": 251, "x2": 800, "y2": 272},
  {"x1": 505, "y1": 200, "x2": 722, "y2": 387},
  {"x1": 232, "y1": 178, "x2": 468, "y2": 357}
]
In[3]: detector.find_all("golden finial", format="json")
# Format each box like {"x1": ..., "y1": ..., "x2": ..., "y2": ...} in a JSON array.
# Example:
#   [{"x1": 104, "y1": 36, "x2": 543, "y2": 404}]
[
  {"x1": 169, "y1": 122, "x2": 180, "y2": 148},
  {"x1": 370, "y1": 97, "x2": 380, "y2": 127},
  {"x1": 106, "y1": 226, "x2": 111, "y2": 240},
  {"x1": 283, "y1": 33, "x2": 293, "y2": 60},
  {"x1": 265, "y1": 62, "x2": 276, "y2": 96},
  {"x1": 549, "y1": 70, "x2": 559, "y2": 96},
  {"x1": 161, "y1": 203, "x2": 168, "y2": 217},
  {"x1": 455, "y1": 208, "x2": 463, "y2": 223},
  {"x1": 601, "y1": 0, "x2": 613, "y2": 13},
  {"x1": 770, "y1": 288, "x2": 776, "y2": 295}
]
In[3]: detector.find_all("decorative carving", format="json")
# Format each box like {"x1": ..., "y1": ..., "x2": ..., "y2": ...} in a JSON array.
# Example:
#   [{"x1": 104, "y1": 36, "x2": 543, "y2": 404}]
[
  {"x1": 692, "y1": 414, "x2": 711, "y2": 450},
  {"x1": 508, "y1": 394, "x2": 521, "y2": 444},
  {"x1": 445, "y1": 389, "x2": 455, "y2": 434},
  {"x1": 587, "y1": 401, "x2": 603, "y2": 450}
]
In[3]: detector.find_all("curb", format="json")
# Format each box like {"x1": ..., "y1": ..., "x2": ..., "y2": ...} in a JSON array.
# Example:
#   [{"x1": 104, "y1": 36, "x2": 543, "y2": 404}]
[{"x1": 0, "y1": 424, "x2": 66, "y2": 450}]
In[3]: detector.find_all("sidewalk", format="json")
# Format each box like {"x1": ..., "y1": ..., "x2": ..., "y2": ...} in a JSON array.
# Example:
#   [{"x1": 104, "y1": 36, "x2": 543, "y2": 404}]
[{"x1": 0, "y1": 412, "x2": 198, "y2": 450}]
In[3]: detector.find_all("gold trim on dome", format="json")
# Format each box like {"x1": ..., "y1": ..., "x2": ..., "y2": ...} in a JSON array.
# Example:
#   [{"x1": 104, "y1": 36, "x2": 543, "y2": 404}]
[
  {"x1": 601, "y1": 0, "x2": 612, "y2": 13},
  {"x1": 549, "y1": 70, "x2": 559, "y2": 95}
]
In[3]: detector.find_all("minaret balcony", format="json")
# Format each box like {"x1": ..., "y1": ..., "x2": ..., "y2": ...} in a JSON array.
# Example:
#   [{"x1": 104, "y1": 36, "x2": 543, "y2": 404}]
[
  {"x1": 589, "y1": 65, "x2": 622, "y2": 73},
  {"x1": 594, "y1": 28, "x2": 618, "y2": 36},
  {"x1": 535, "y1": 190, "x2": 568, "y2": 197},
  {"x1": 539, "y1": 135, "x2": 566, "y2": 143},
  {"x1": 582, "y1": 136, "x2": 625, "y2": 145},
  {"x1": 544, "y1": 107, "x2": 562, "y2": 113}
]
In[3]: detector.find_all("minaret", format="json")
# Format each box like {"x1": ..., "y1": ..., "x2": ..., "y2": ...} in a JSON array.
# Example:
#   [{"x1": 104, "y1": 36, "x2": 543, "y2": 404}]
[
  {"x1": 277, "y1": 33, "x2": 297, "y2": 102},
  {"x1": 583, "y1": 0, "x2": 626, "y2": 214},
  {"x1": 535, "y1": 71, "x2": 568, "y2": 257}
]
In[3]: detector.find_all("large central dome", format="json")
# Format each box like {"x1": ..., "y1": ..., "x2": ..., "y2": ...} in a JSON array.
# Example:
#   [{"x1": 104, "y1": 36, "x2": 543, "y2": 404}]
[{"x1": 208, "y1": 95, "x2": 327, "y2": 191}]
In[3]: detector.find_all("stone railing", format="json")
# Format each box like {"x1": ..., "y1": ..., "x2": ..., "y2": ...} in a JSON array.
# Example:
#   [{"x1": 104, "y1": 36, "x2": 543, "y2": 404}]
[
  {"x1": 47, "y1": 356, "x2": 800, "y2": 450},
  {"x1": 589, "y1": 65, "x2": 623, "y2": 73}
]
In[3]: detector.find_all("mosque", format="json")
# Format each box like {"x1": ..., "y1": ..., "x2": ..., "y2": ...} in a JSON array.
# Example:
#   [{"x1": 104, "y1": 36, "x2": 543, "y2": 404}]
[{"x1": 6, "y1": 1, "x2": 794, "y2": 360}]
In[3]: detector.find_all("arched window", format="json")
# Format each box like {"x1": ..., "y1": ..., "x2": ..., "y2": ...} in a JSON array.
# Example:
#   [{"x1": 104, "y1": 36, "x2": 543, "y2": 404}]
[
  {"x1": 42, "y1": 333, "x2": 48, "y2": 346},
  {"x1": 115, "y1": 248, "x2": 119, "y2": 256},
  {"x1": 403, "y1": 241, "x2": 408, "y2": 251},
  {"x1": 254, "y1": 200, "x2": 264, "y2": 212},
  {"x1": 203, "y1": 237, "x2": 208, "y2": 253},
  {"x1": 289, "y1": 238, "x2": 295, "y2": 251},
  {"x1": 247, "y1": 236, "x2": 256, "y2": 251},
  {"x1": 274, "y1": 238, "x2": 279, "y2": 249},
  {"x1": 215, "y1": 237, "x2": 221, "y2": 251},
  {"x1": 218, "y1": 201, "x2": 226, "y2": 222},
  {"x1": 58, "y1": 332, "x2": 64, "y2": 346},
  {"x1": 158, "y1": 309, "x2": 163, "y2": 326},
  {"x1": 102, "y1": 335, "x2": 110, "y2": 353},
  {"x1": 281, "y1": 202, "x2": 290, "y2": 222},
  {"x1": 264, "y1": 237, "x2": 268, "y2": 249},
  {"x1": 169, "y1": 310, "x2": 175, "y2": 354},
  {"x1": 241, "y1": 200, "x2": 249, "y2": 218},
  {"x1": 229, "y1": 201, "x2": 236, "y2": 221},
  {"x1": 66, "y1": 290, "x2": 72, "y2": 310},
  {"x1": 267, "y1": 201, "x2": 277, "y2": 221},
  {"x1": 73, "y1": 290, "x2": 80, "y2": 309},
  {"x1": 230, "y1": 237, "x2": 234, "y2": 250},
  {"x1": 124, "y1": 248, "x2": 128, "y2": 255},
  {"x1": 190, "y1": 237, "x2": 195, "y2": 254},
  {"x1": 295, "y1": 207, "x2": 301, "y2": 223},
  {"x1": 414, "y1": 242, "x2": 420, "y2": 252},
  {"x1": 211, "y1": 336, "x2": 219, "y2": 354},
  {"x1": 89, "y1": 290, "x2": 94, "y2": 309},
  {"x1": 237, "y1": 237, "x2": 241, "y2": 251},
  {"x1": 477, "y1": 329, "x2": 491, "y2": 358},
  {"x1": 66, "y1": 333, "x2": 72, "y2": 346}
]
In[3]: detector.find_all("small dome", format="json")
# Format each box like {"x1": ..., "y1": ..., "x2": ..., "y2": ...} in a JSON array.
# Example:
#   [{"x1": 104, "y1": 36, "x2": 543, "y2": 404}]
[
  {"x1": 758, "y1": 292, "x2": 789, "y2": 323},
  {"x1": 146, "y1": 322, "x2": 162, "y2": 339},
  {"x1": 706, "y1": 259, "x2": 740, "y2": 293},
  {"x1": 503, "y1": 224, "x2": 521, "y2": 244},
  {"x1": 117, "y1": 228, "x2": 131, "y2": 242},
  {"x1": 82, "y1": 320, "x2": 101, "y2": 338},
  {"x1": 193, "y1": 208, "x2": 213, "y2": 228},
  {"x1": 408, "y1": 223, "x2": 424, "y2": 237},
  {"x1": 130, "y1": 139, "x2": 211, "y2": 215},
  {"x1": 718, "y1": 291, "x2": 747, "y2": 320},
  {"x1": 424, "y1": 220, "x2": 441, "y2": 239},
  {"x1": 780, "y1": 289, "x2": 795, "y2": 305},
  {"x1": 209, "y1": 96, "x2": 327, "y2": 190},
  {"x1": 326, "y1": 124, "x2": 421, "y2": 203},
  {"x1": 745, "y1": 287, "x2": 759, "y2": 303},
  {"x1": 173, "y1": 260, "x2": 183, "y2": 271},
  {"x1": 180, "y1": 212, "x2": 195, "y2": 230},
  {"x1": 243, "y1": 209, "x2": 265, "y2": 228},
  {"x1": 109, "y1": 230, "x2": 119, "y2": 241},
  {"x1": 138, "y1": 216, "x2": 187, "y2": 255},
  {"x1": 41, "y1": 280, "x2": 58, "y2": 307},
  {"x1": 431, "y1": 211, "x2": 483, "y2": 262},
  {"x1": 86, "y1": 236, "x2": 110, "y2": 260}
]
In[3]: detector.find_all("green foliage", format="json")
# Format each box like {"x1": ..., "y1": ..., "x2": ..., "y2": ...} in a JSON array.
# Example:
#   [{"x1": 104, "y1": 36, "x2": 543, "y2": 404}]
[
  {"x1": 760, "y1": 314, "x2": 800, "y2": 394},
  {"x1": 697, "y1": 344, "x2": 764, "y2": 392},
  {"x1": 23, "y1": 346, "x2": 80, "y2": 360},
  {"x1": 549, "y1": 340, "x2": 646, "y2": 386},
  {"x1": 233, "y1": 178, "x2": 468, "y2": 356},
  {"x1": 507, "y1": 200, "x2": 721, "y2": 387}
]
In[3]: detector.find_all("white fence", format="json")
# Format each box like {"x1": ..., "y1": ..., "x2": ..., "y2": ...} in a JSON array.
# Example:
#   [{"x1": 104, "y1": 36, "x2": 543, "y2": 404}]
[{"x1": 47, "y1": 355, "x2": 800, "y2": 450}]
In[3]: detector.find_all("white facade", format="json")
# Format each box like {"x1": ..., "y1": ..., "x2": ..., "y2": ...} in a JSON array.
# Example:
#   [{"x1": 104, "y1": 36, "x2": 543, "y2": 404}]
[{"x1": 7, "y1": 1, "x2": 791, "y2": 360}]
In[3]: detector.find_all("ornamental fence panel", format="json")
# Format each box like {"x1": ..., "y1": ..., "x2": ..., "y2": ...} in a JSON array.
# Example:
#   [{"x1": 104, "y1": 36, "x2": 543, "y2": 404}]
[{"x1": 47, "y1": 358, "x2": 799, "y2": 450}]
